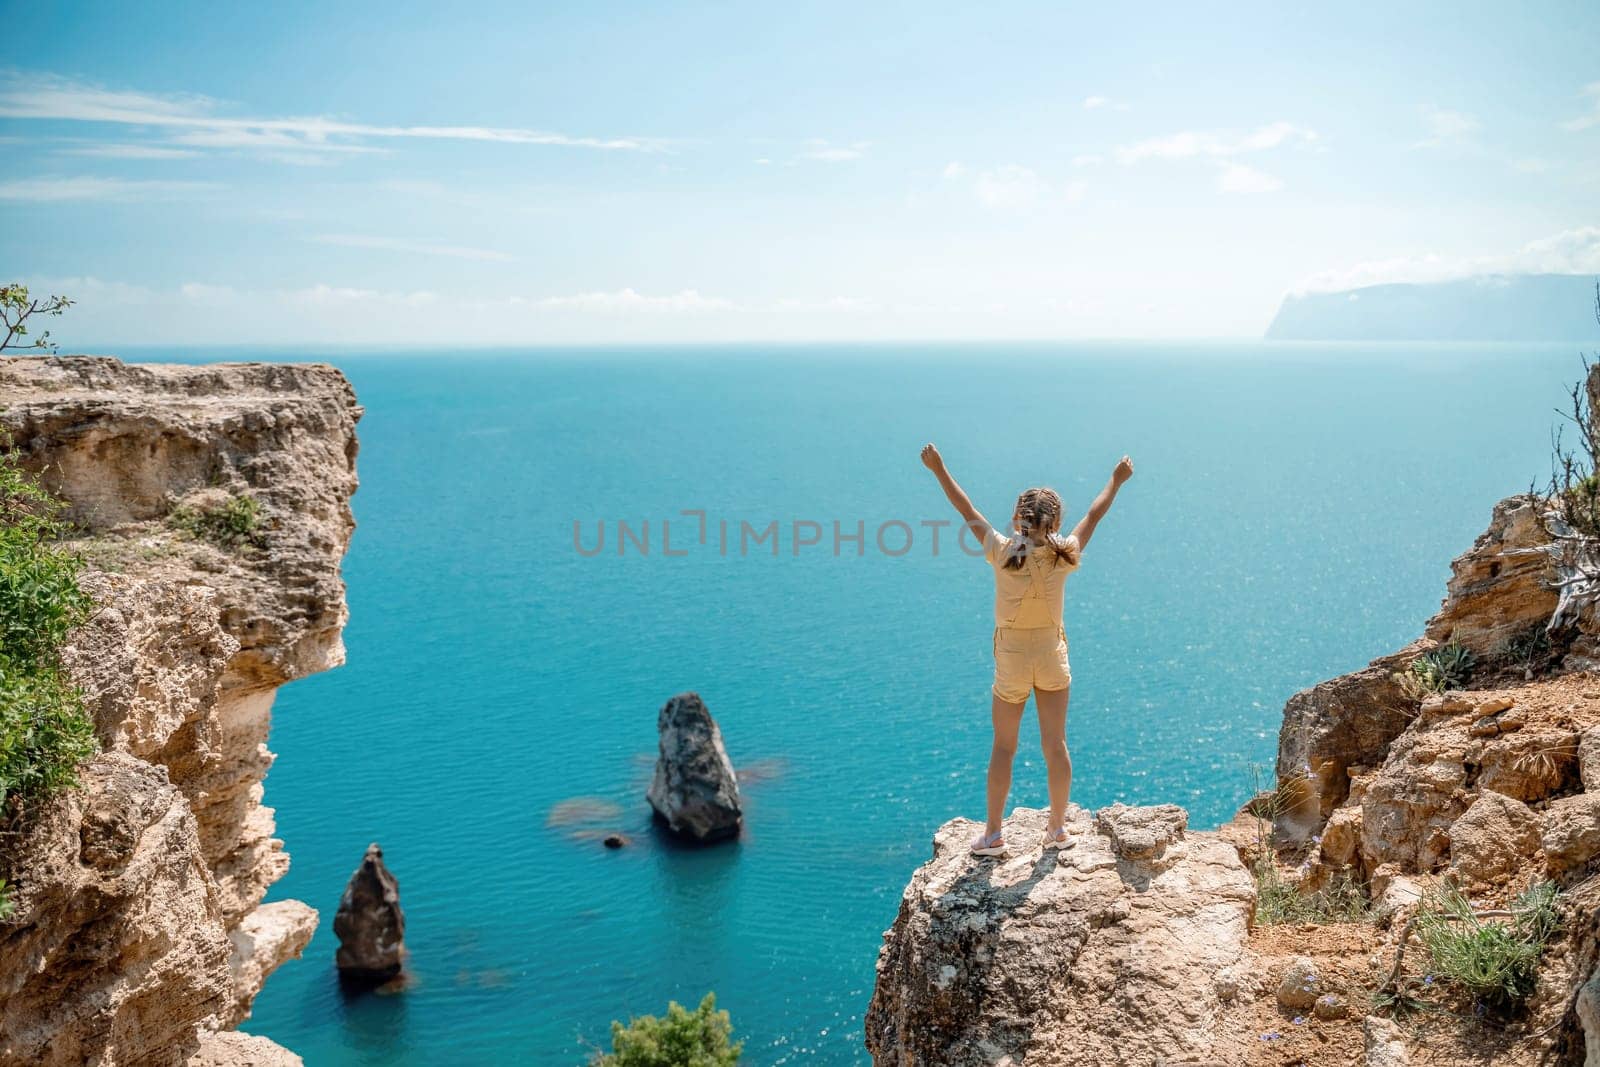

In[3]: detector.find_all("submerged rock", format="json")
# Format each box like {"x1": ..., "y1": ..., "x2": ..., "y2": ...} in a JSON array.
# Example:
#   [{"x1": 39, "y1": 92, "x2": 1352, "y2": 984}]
[
  {"x1": 646, "y1": 692, "x2": 742, "y2": 842},
  {"x1": 333, "y1": 844, "x2": 406, "y2": 988}
]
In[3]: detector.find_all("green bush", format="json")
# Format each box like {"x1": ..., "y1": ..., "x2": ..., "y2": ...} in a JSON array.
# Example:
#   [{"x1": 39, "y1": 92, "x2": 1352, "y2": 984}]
[
  {"x1": 0, "y1": 453, "x2": 93, "y2": 667},
  {"x1": 170, "y1": 494, "x2": 264, "y2": 549},
  {"x1": 1416, "y1": 882, "x2": 1560, "y2": 1011},
  {"x1": 0, "y1": 877, "x2": 13, "y2": 922},
  {"x1": 0, "y1": 447, "x2": 97, "y2": 819},
  {"x1": 595, "y1": 993, "x2": 741, "y2": 1067},
  {"x1": 1409, "y1": 641, "x2": 1475, "y2": 694}
]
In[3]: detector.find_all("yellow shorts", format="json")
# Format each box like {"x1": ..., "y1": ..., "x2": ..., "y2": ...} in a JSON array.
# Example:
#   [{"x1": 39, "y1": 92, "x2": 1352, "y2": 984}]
[{"x1": 992, "y1": 626, "x2": 1071, "y2": 704}]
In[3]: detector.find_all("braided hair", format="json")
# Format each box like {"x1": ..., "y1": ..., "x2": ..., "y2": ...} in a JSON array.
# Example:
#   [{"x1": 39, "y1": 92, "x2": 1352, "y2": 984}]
[{"x1": 1002, "y1": 487, "x2": 1080, "y2": 570}]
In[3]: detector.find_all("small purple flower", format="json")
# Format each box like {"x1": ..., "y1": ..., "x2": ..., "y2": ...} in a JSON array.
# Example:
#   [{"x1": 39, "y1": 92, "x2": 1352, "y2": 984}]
[
  {"x1": 1292, "y1": 1015, "x2": 1306, "y2": 1026},
  {"x1": 1423, "y1": 974, "x2": 1435, "y2": 986}
]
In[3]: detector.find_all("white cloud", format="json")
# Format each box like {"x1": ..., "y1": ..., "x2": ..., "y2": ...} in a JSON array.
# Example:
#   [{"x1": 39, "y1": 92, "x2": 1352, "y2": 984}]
[
  {"x1": 1562, "y1": 82, "x2": 1600, "y2": 132},
  {"x1": 0, "y1": 176, "x2": 216, "y2": 201},
  {"x1": 534, "y1": 288, "x2": 736, "y2": 312},
  {"x1": 973, "y1": 165, "x2": 1047, "y2": 209},
  {"x1": 942, "y1": 161, "x2": 967, "y2": 179},
  {"x1": 311, "y1": 234, "x2": 515, "y2": 262},
  {"x1": 1216, "y1": 162, "x2": 1282, "y2": 194},
  {"x1": 1414, "y1": 105, "x2": 1480, "y2": 148},
  {"x1": 799, "y1": 139, "x2": 869, "y2": 162},
  {"x1": 0, "y1": 73, "x2": 657, "y2": 159},
  {"x1": 1061, "y1": 179, "x2": 1088, "y2": 204},
  {"x1": 1115, "y1": 121, "x2": 1317, "y2": 164},
  {"x1": 1293, "y1": 226, "x2": 1600, "y2": 292},
  {"x1": 1070, "y1": 153, "x2": 1104, "y2": 167},
  {"x1": 292, "y1": 284, "x2": 439, "y2": 307},
  {"x1": 1083, "y1": 95, "x2": 1111, "y2": 110},
  {"x1": 59, "y1": 144, "x2": 200, "y2": 159}
]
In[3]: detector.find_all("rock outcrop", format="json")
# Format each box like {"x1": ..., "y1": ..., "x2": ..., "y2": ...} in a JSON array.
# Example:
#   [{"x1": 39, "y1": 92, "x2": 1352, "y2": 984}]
[
  {"x1": 872, "y1": 442, "x2": 1600, "y2": 1063},
  {"x1": 333, "y1": 843, "x2": 406, "y2": 987},
  {"x1": 646, "y1": 692, "x2": 742, "y2": 842},
  {"x1": 866, "y1": 804, "x2": 1255, "y2": 1066},
  {"x1": 0, "y1": 356, "x2": 360, "y2": 1066}
]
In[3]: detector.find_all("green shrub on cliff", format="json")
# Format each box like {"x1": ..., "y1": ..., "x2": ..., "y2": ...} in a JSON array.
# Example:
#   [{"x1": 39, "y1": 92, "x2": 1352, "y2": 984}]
[
  {"x1": 169, "y1": 493, "x2": 265, "y2": 549},
  {"x1": 595, "y1": 993, "x2": 741, "y2": 1067},
  {"x1": 1416, "y1": 881, "x2": 1560, "y2": 1012},
  {"x1": 1408, "y1": 641, "x2": 1475, "y2": 694},
  {"x1": 0, "y1": 446, "x2": 97, "y2": 819}
]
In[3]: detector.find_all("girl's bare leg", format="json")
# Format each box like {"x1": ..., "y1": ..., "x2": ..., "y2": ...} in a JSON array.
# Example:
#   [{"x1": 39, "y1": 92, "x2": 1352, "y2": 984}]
[
  {"x1": 986, "y1": 694, "x2": 1026, "y2": 835},
  {"x1": 1035, "y1": 685, "x2": 1072, "y2": 833}
]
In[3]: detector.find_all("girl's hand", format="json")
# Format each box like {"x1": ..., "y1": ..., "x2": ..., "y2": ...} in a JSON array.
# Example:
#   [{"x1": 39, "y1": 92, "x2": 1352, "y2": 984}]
[
  {"x1": 1113, "y1": 455, "x2": 1134, "y2": 484},
  {"x1": 920, "y1": 443, "x2": 944, "y2": 472}
]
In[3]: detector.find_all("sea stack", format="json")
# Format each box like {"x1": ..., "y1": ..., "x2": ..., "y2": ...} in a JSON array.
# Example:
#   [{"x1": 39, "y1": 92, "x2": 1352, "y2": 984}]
[
  {"x1": 333, "y1": 843, "x2": 406, "y2": 988},
  {"x1": 647, "y1": 692, "x2": 743, "y2": 842}
]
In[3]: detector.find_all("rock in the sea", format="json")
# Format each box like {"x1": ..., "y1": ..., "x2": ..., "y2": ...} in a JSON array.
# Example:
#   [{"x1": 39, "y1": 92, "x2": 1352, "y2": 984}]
[
  {"x1": 333, "y1": 844, "x2": 406, "y2": 987},
  {"x1": 646, "y1": 692, "x2": 742, "y2": 842},
  {"x1": 865, "y1": 805, "x2": 1254, "y2": 1066},
  {"x1": 603, "y1": 833, "x2": 628, "y2": 849}
]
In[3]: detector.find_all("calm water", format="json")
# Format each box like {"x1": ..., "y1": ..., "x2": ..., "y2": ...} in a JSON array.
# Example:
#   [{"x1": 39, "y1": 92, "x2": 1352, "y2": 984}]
[{"x1": 115, "y1": 342, "x2": 1585, "y2": 1064}]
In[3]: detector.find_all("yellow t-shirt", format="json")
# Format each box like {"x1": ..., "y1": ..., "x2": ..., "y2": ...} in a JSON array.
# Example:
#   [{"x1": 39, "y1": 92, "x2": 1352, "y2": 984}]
[{"x1": 984, "y1": 526, "x2": 1080, "y2": 629}]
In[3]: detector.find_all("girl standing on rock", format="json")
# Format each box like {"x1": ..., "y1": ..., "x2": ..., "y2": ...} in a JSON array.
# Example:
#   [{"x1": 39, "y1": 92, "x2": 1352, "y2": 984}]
[{"x1": 920, "y1": 443, "x2": 1134, "y2": 856}]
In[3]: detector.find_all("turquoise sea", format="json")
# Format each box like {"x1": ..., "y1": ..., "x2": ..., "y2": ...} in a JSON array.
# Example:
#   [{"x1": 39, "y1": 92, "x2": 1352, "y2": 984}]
[{"x1": 117, "y1": 342, "x2": 1588, "y2": 1064}]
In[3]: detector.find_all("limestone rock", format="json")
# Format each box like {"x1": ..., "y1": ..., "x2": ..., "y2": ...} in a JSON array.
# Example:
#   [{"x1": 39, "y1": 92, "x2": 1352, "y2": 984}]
[
  {"x1": 1277, "y1": 956, "x2": 1322, "y2": 1010},
  {"x1": 1314, "y1": 992, "x2": 1349, "y2": 1020},
  {"x1": 334, "y1": 843, "x2": 407, "y2": 986},
  {"x1": 1448, "y1": 790, "x2": 1542, "y2": 886},
  {"x1": 1542, "y1": 793, "x2": 1600, "y2": 876},
  {"x1": 186, "y1": 1031, "x2": 304, "y2": 1067},
  {"x1": 1361, "y1": 733, "x2": 1470, "y2": 873},
  {"x1": 646, "y1": 693, "x2": 742, "y2": 842},
  {"x1": 225, "y1": 900, "x2": 317, "y2": 1026},
  {"x1": 1320, "y1": 804, "x2": 1363, "y2": 867},
  {"x1": 1476, "y1": 727, "x2": 1579, "y2": 801},
  {"x1": 0, "y1": 753, "x2": 233, "y2": 1066},
  {"x1": 1423, "y1": 495, "x2": 1560, "y2": 656},
  {"x1": 1363, "y1": 1015, "x2": 1412, "y2": 1067},
  {"x1": 1276, "y1": 648, "x2": 1419, "y2": 824},
  {"x1": 1577, "y1": 963, "x2": 1600, "y2": 1067},
  {"x1": 865, "y1": 806, "x2": 1255, "y2": 1066},
  {"x1": 1580, "y1": 725, "x2": 1600, "y2": 792},
  {"x1": 0, "y1": 356, "x2": 359, "y2": 1066}
]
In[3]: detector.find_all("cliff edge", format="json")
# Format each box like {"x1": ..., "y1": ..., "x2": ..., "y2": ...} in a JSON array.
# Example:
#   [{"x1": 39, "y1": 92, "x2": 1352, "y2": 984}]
[
  {"x1": 870, "y1": 374, "x2": 1600, "y2": 1065},
  {"x1": 0, "y1": 356, "x2": 360, "y2": 1066}
]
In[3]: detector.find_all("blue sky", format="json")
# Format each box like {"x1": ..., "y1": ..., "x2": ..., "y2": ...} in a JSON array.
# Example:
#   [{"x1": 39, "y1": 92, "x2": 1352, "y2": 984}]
[{"x1": 2, "y1": 1, "x2": 1597, "y2": 344}]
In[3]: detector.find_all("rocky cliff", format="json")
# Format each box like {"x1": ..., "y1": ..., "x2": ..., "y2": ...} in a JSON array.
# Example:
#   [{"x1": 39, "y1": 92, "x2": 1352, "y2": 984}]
[
  {"x1": 0, "y1": 356, "x2": 360, "y2": 1066},
  {"x1": 870, "y1": 380, "x2": 1600, "y2": 1065}
]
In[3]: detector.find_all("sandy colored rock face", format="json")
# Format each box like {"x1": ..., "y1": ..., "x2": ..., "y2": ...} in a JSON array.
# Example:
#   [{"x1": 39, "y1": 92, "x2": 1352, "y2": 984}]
[
  {"x1": 1542, "y1": 793, "x2": 1600, "y2": 876},
  {"x1": 0, "y1": 753, "x2": 232, "y2": 1066},
  {"x1": 865, "y1": 805, "x2": 1255, "y2": 1066},
  {"x1": 0, "y1": 356, "x2": 359, "y2": 1065},
  {"x1": 185, "y1": 1031, "x2": 304, "y2": 1067},
  {"x1": 1424, "y1": 496, "x2": 1561, "y2": 656},
  {"x1": 1448, "y1": 790, "x2": 1542, "y2": 887}
]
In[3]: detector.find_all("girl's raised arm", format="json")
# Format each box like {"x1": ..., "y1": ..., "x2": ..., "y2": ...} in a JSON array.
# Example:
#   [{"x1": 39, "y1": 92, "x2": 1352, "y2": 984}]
[
  {"x1": 1070, "y1": 455, "x2": 1134, "y2": 551},
  {"x1": 920, "y1": 443, "x2": 990, "y2": 541}
]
